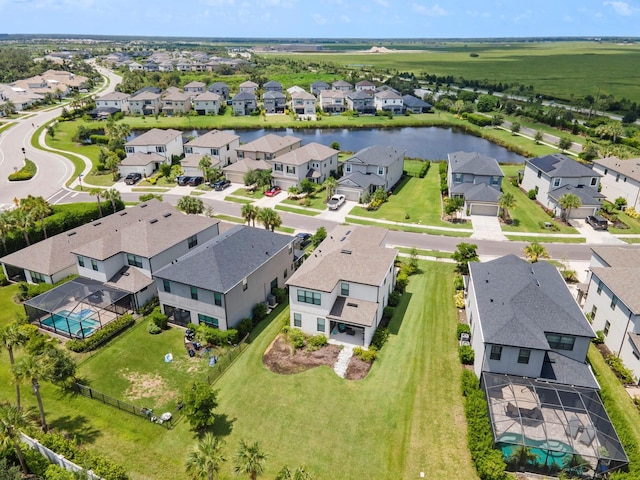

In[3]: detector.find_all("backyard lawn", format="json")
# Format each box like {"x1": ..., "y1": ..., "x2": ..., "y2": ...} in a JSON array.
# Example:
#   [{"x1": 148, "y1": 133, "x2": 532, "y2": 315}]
[
  {"x1": 0, "y1": 283, "x2": 23, "y2": 328},
  {"x1": 609, "y1": 210, "x2": 640, "y2": 234}
]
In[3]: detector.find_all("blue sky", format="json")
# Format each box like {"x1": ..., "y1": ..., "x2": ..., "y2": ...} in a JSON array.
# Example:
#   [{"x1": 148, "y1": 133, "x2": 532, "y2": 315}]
[{"x1": 1, "y1": 0, "x2": 639, "y2": 38}]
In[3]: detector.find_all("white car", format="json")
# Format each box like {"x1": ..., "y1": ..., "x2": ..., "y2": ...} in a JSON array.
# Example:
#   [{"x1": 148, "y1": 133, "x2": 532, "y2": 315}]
[{"x1": 327, "y1": 194, "x2": 346, "y2": 210}]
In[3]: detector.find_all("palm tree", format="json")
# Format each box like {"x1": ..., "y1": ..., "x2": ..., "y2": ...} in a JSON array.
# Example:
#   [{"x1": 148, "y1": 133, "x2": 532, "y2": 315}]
[
  {"x1": 12, "y1": 354, "x2": 48, "y2": 431},
  {"x1": 0, "y1": 210, "x2": 14, "y2": 254},
  {"x1": 177, "y1": 196, "x2": 205, "y2": 215},
  {"x1": 234, "y1": 440, "x2": 268, "y2": 480},
  {"x1": 241, "y1": 204, "x2": 258, "y2": 227},
  {"x1": 257, "y1": 169, "x2": 273, "y2": 193},
  {"x1": 11, "y1": 208, "x2": 32, "y2": 246},
  {"x1": 558, "y1": 193, "x2": 581, "y2": 221},
  {"x1": 0, "y1": 322, "x2": 29, "y2": 408},
  {"x1": 198, "y1": 155, "x2": 213, "y2": 183},
  {"x1": 185, "y1": 433, "x2": 226, "y2": 480},
  {"x1": 524, "y1": 242, "x2": 550, "y2": 263},
  {"x1": 276, "y1": 465, "x2": 314, "y2": 480},
  {"x1": 102, "y1": 189, "x2": 121, "y2": 214},
  {"x1": 0, "y1": 403, "x2": 36, "y2": 473},
  {"x1": 90, "y1": 188, "x2": 104, "y2": 218},
  {"x1": 322, "y1": 177, "x2": 337, "y2": 202},
  {"x1": 256, "y1": 208, "x2": 281, "y2": 231},
  {"x1": 28, "y1": 196, "x2": 51, "y2": 239},
  {"x1": 498, "y1": 192, "x2": 516, "y2": 223}
]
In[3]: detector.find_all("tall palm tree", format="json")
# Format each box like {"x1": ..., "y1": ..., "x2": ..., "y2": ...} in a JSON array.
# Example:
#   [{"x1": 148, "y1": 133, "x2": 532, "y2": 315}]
[
  {"x1": 185, "y1": 433, "x2": 226, "y2": 480},
  {"x1": 558, "y1": 193, "x2": 581, "y2": 221},
  {"x1": 498, "y1": 192, "x2": 516, "y2": 223},
  {"x1": 234, "y1": 440, "x2": 268, "y2": 480},
  {"x1": 257, "y1": 169, "x2": 273, "y2": 193},
  {"x1": 0, "y1": 322, "x2": 29, "y2": 408},
  {"x1": 322, "y1": 177, "x2": 337, "y2": 202},
  {"x1": 524, "y1": 242, "x2": 550, "y2": 263},
  {"x1": 177, "y1": 196, "x2": 205, "y2": 215},
  {"x1": 11, "y1": 208, "x2": 32, "y2": 246},
  {"x1": 0, "y1": 403, "x2": 36, "y2": 473},
  {"x1": 241, "y1": 204, "x2": 258, "y2": 227},
  {"x1": 256, "y1": 208, "x2": 281, "y2": 231},
  {"x1": 198, "y1": 155, "x2": 213, "y2": 183},
  {"x1": 0, "y1": 210, "x2": 14, "y2": 254},
  {"x1": 28, "y1": 196, "x2": 51, "y2": 239},
  {"x1": 102, "y1": 189, "x2": 121, "y2": 214},
  {"x1": 89, "y1": 188, "x2": 104, "y2": 218},
  {"x1": 276, "y1": 465, "x2": 314, "y2": 480},
  {"x1": 12, "y1": 354, "x2": 48, "y2": 431}
]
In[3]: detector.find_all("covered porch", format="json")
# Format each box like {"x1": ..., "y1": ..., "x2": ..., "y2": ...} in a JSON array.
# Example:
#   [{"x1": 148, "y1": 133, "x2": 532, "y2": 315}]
[{"x1": 327, "y1": 296, "x2": 378, "y2": 348}]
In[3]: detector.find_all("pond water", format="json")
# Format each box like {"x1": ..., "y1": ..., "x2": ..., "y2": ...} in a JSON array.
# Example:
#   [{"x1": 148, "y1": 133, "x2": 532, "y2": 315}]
[{"x1": 131, "y1": 126, "x2": 527, "y2": 164}]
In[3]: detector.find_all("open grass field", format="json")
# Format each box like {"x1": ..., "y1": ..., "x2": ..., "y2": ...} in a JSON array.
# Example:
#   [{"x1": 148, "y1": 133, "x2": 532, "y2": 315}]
[{"x1": 269, "y1": 41, "x2": 640, "y2": 102}]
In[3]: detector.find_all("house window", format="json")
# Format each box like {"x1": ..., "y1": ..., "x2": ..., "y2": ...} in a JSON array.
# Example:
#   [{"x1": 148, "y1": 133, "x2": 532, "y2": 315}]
[
  {"x1": 30, "y1": 271, "x2": 46, "y2": 284},
  {"x1": 283, "y1": 268, "x2": 288, "y2": 279},
  {"x1": 214, "y1": 292, "x2": 222, "y2": 307},
  {"x1": 156, "y1": 146, "x2": 166, "y2": 153},
  {"x1": 517, "y1": 349, "x2": 531, "y2": 364},
  {"x1": 188, "y1": 235, "x2": 198, "y2": 249},
  {"x1": 286, "y1": 166, "x2": 296, "y2": 174},
  {"x1": 491, "y1": 176, "x2": 500, "y2": 186},
  {"x1": 211, "y1": 148, "x2": 219, "y2": 156},
  {"x1": 490, "y1": 345, "x2": 502, "y2": 361},
  {"x1": 294, "y1": 313, "x2": 302, "y2": 327},
  {"x1": 597, "y1": 280, "x2": 602, "y2": 295},
  {"x1": 604, "y1": 321, "x2": 611, "y2": 335},
  {"x1": 453, "y1": 173, "x2": 463, "y2": 183},
  {"x1": 297, "y1": 289, "x2": 321, "y2": 305},
  {"x1": 546, "y1": 334, "x2": 575, "y2": 351},
  {"x1": 198, "y1": 314, "x2": 219, "y2": 329},
  {"x1": 377, "y1": 166, "x2": 384, "y2": 176},
  {"x1": 537, "y1": 169, "x2": 542, "y2": 178},
  {"x1": 127, "y1": 254, "x2": 143, "y2": 268},
  {"x1": 126, "y1": 147, "x2": 134, "y2": 154},
  {"x1": 274, "y1": 163, "x2": 283, "y2": 172},
  {"x1": 553, "y1": 178, "x2": 561, "y2": 187},
  {"x1": 91, "y1": 259, "x2": 98, "y2": 271},
  {"x1": 317, "y1": 317, "x2": 325, "y2": 332},
  {"x1": 238, "y1": 151, "x2": 244, "y2": 159},
  {"x1": 242, "y1": 278, "x2": 248, "y2": 291},
  {"x1": 341, "y1": 282, "x2": 349, "y2": 296},
  {"x1": 185, "y1": 147, "x2": 193, "y2": 154},
  {"x1": 611, "y1": 295, "x2": 618, "y2": 310},
  {"x1": 590, "y1": 177, "x2": 597, "y2": 186},
  {"x1": 77, "y1": 256, "x2": 85, "y2": 268},
  {"x1": 345, "y1": 164, "x2": 352, "y2": 173},
  {"x1": 591, "y1": 305, "x2": 597, "y2": 320},
  {"x1": 163, "y1": 279, "x2": 171, "y2": 293}
]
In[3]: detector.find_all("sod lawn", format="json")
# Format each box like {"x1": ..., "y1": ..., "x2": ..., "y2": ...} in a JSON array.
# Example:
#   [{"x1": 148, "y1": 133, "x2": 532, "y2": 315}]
[{"x1": 0, "y1": 283, "x2": 23, "y2": 328}]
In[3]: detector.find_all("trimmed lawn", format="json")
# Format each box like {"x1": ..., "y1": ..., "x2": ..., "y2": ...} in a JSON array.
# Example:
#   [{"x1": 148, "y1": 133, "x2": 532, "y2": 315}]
[
  {"x1": 229, "y1": 187, "x2": 266, "y2": 200},
  {"x1": 623, "y1": 237, "x2": 640, "y2": 244},
  {"x1": 346, "y1": 216, "x2": 473, "y2": 237},
  {"x1": 395, "y1": 246, "x2": 453, "y2": 259},
  {"x1": 610, "y1": 211, "x2": 640, "y2": 234},
  {"x1": 281, "y1": 194, "x2": 326, "y2": 211},
  {"x1": 275, "y1": 205, "x2": 320, "y2": 216},
  {"x1": 500, "y1": 165, "x2": 578, "y2": 234},
  {"x1": 32, "y1": 122, "x2": 84, "y2": 186},
  {"x1": 504, "y1": 235, "x2": 586, "y2": 244},
  {"x1": 131, "y1": 187, "x2": 170, "y2": 193},
  {"x1": 224, "y1": 196, "x2": 253, "y2": 205},
  {"x1": 0, "y1": 284, "x2": 23, "y2": 328},
  {"x1": 139, "y1": 177, "x2": 177, "y2": 187},
  {"x1": 350, "y1": 169, "x2": 469, "y2": 229}
]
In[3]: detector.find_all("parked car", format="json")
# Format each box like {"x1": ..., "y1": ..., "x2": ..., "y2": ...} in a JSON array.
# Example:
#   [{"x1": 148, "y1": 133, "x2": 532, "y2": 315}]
[
  {"x1": 177, "y1": 176, "x2": 189, "y2": 186},
  {"x1": 212, "y1": 179, "x2": 231, "y2": 191},
  {"x1": 295, "y1": 232, "x2": 311, "y2": 247},
  {"x1": 187, "y1": 177, "x2": 204, "y2": 187},
  {"x1": 327, "y1": 194, "x2": 346, "y2": 210},
  {"x1": 265, "y1": 186, "x2": 282, "y2": 197},
  {"x1": 586, "y1": 215, "x2": 608, "y2": 230},
  {"x1": 124, "y1": 173, "x2": 142, "y2": 185}
]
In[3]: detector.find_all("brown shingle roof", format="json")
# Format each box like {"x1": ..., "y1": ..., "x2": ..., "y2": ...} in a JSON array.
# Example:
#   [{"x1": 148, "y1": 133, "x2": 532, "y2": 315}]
[
  {"x1": 120, "y1": 152, "x2": 165, "y2": 166},
  {"x1": 274, "y1": 143, "x2": 338, "y2": 166},
  {"x1": 591, "y1": 246, "x2": 640, "y2": 267},
  {"x1": 328, "y1": 296, "x2": 378, "y2": 327},
  {"x1": 591, "y1": 267, "x2": 640, "y2": 314},
  {"x1": 595, "y1": 156, "x2": 640, "y2": 183},
  {"x1": 125, "y1": 128, "x2": 181, "y2": 146},
  {"x1": 236, "y1": 134, "x2": 301, "y2": 154},
  {"x1": 185, "y1": 130, "x2": 239, "y2": 149}
]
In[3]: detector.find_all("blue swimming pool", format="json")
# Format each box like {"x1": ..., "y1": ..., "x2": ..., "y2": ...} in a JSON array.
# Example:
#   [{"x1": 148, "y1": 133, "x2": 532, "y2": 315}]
[
  {"x1": 41, "y1": 309, "x2": 99, "y2": 338},
  {"x1": 498, "y1": 433, "x2": 575, "y2": 469}
]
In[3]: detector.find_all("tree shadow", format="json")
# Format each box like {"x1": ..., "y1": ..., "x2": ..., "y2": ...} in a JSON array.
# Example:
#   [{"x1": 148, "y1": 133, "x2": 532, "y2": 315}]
[
  {"x1": 387, "y1": 292, "x2": 412, "y2": 336},
  {"x1": 210, "y1": 413, "x2": 236, "y2": 437},
  {"x1": 48, "y1": 414, "x2": 102, "y2": 445}
]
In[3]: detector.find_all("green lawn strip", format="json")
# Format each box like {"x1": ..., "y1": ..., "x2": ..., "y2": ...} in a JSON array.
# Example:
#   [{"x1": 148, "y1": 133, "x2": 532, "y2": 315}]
[
  {"x1": 349, "y1": 171, "x2": 469, "y2": 229},
  {"x1": 610, "y1": 211, "x2": 640, "y2": 234},
  {"x1": 395, "y1": 246, "x2": 453, "y2": 259},
  {"x1": 31, "y1": 122, "x2": 84, "y2": 187},
  {"x1": 500, "y1": 165, "x2": 578, "y2": 234},
  {"x1": 500, "y1": 114, "x2": 586, "y2": 146},
  {"x1": 139, "y1": 177, "x2": 177, "y2": 188},
  {"x1": 0, "y1": 122, "x2": 14, "y2": 134},
  {"x1": 276, "y1": 226, "x2": 295, "y2": 234},
  {"x1": 622, "y1": 237, "x2": 640, "y2": 244},
  {"x1": 229, "y1": 187, "x2": 265, "y2": 200},
  {"x1": 504, "y1": 235, "x2": 586, "y2": 244},
  {"x1": 346, "y1": 216, "x2": 472, "y2": 237},
  {"x1": 275, "y1": 205, "x2": 320, "y2": 216},
  {"x1": 131, "y1": 187, "x2": 170, "y2": 193},
  {"x1": 81, "y1": 174, "x2": 114, "y2": 187},
  {"x1": 403, "y1": 159, "x2": 427, "y2": 177},
  {"x1": 281, "y1": 194, "x2": 327, "y2": 211},
  {"x1": 224, "y1": 196, "x2": 253, "y2": 205},
  {"x1": 0, "y1": 284, "x2": 23, "y2": 329},
  {"x1": 214, "y1": 214, "x2": 245, "y2": 224},
  {"x1": 189, "y1": 191, "x2": 205, "y2": 196}
]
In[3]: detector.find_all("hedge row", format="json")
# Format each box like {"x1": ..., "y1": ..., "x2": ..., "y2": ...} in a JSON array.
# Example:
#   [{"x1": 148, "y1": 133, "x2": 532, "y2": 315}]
[
  {"x1": 461, "y1": 370, "x2": 508, "y2": 480},
  {"x1": 8, "y1": 159, "x2": 37, "y2": 181},
  {"x1": 465, "y1": 113, "x2": 493, "y2": 127},
  {"x1": 66, "y1": 314, "x2": 135, "y2": 352}
]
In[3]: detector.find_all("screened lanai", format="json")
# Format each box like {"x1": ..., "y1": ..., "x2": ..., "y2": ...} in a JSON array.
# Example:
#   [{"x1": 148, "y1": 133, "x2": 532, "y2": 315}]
[
  {"x1": 24, "y1": 277, "x2": 133, "y2": 339},
  {"x1": 483, "y1": 373, "x2": 628, "y2": 478}
]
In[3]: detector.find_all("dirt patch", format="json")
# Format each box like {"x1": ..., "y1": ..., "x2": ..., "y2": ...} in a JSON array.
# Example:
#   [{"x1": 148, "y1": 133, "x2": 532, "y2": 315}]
[
  {"x1": 263, "y1": 334, "x2": 341, "y2": 375},
  {"x1": 344, "y1": 355, "x2": 372, "y2": 380},
  {"x1": 121, "y1": 369, "x2": 176, "y2": 406}
]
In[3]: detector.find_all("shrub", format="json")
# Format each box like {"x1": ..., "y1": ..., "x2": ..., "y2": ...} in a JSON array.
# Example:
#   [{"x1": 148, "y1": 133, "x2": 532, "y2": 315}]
[
  {"x1": 605, "y1": 355, "x2": 637, "y2": 384},
  {"x1": 625, "y1": 206, "x2": 640, "y2": 219},
  {"x1": 466, "y1": 113, "x2": 493, "y2": 127},
  {"x1": 354, "y1": 346, "x2": 377, "y2": 362},
  {"x1": 252, "y1": 302, "x2": 268, "y2": 324},
  {"x1": 383, "y1": 306, "x2": 395, "y2": 320},
  {"x1": 66, "y1": 314, "x2": 135, "y2": 352},
  {"x1": 510, "y1": 177, "x2": 518, "y2": 187},
  {"x1": 454, "y1": 290, "x2": 465, "y2": 309},
  {"x1": 458, "y1": 345, "x2": 475, "y2": 364},
  {"x1": 395, "y1": 272, "x2": 409, "y2": 293},
  {"x1": 0, "y1": 272, "x2": 8, "y2": 286},
  {"x1": 527, "y1": 189, "x2": 537, "y2": 200},
  {"x1": 237, "y1": 318, "x2": 253, "y2": 338},
  {"x1": 288, "y1": 328, "x2": 306, "y2": 349},
  {"x1": 137, "y1": 296, "x2": 159, "y2": 316},
  {"x1": 147, "y1": 307, "x2": 168, "y2": 329},
  {"x1": 8, "y1": 159, "x2": 37, "y2": 181},
  {"x1": 457, "y1": 323, "x2": 471, "y2": 339},
  {"x1": 593, "y1": 330, "x2": 605, "y2": 345},
  {"x1": 307, "y1": 334, "x2": 328, "y2": 351},
  {"x1": 147, "y1": 322, "x2": 161, "y2": 334},
  {"x1": 89, "y1": 134, "x2": 108, "y2": 145},
  {"x1": 453, "y1": 275, "x2": 464, "y2": 291},
  {"x1": 371, "y1": 328, "x2": 389, "y2": 350},
  {"x1": 388, "y1": 290, "x2": 401, "y2": 307},
  {"x1": 418, "y1": 160, "x2": 431, "y2": 178},
  {"x1": 272, "y1": 287, "x2": 287, "y2": 304}
]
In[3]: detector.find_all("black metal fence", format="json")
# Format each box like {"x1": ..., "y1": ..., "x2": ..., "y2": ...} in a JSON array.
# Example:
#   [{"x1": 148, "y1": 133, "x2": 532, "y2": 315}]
[{"x1": 204, "y1": 336, "x2": 250, "y2": 386}]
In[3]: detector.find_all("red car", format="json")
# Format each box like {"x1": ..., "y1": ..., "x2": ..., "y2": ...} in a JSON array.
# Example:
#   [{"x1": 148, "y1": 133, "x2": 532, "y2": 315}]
[{"x1": 265, "y1": 186, "x2": 282, "y2": 197}]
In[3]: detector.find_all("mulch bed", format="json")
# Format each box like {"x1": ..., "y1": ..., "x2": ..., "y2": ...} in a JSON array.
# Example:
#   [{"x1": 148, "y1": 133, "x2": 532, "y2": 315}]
[{"x1": 263, "y1": 334, "x2": 372, "y2": 380}]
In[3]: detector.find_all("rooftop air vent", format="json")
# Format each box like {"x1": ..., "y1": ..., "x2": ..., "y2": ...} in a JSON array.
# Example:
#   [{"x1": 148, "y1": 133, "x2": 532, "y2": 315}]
[
  {"x1": 347, "y1": 302, "x2": 358, "y2": 308},
  {"x1": 119, "y1": 212, "x2": 128, "y2": 216},
  {"x1": 149, "y1": 218, "x2": 158, "y2": 224},
  {"x1": 340, "y1": 236, "x2": 346, "y2": 242},
  {"x1": 92, "y1": 221, "x2": 101, "y2": 226},
  {"x1": 67, "y1": 231, "x2": 77, "y2": 236},
  {"x1": 163, "y1": 212, "x2": 171, "y2": 218},
  {"x1": 140, "y1": 204, "x2": 147, "y2": 208},
  {"x1": 341, "y1": 249, "x2": 352, "y2": 254}
]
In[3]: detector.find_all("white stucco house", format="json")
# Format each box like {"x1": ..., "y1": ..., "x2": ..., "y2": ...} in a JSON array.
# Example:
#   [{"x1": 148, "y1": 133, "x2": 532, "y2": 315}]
[
  {"x1": 592, "y1": 157, "x2": 640, "y2": 211},
  {"x1": 183, "y1": 130, "x2": 240, "y2": 167},
  {"x1": 95, "y1": 91, "x2": 130, "y2": 113},
  {"x1": 270, "y1": 142, "x2": 339, "y2": 190},
  {"x1": 447, "y1": 151, "x2": 504, "y2": 216}
]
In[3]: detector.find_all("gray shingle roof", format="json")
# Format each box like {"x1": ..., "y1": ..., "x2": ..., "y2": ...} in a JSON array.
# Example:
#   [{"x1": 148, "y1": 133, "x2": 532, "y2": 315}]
[
  {"x1": 527, "y1": 154, "x2": 600, "y2": 178},
  {"x1": 120, "y1": 152, "x2": 165, "y2": 166},
  {"x1": 237, "y1": 134, "x2": 301, "y2": 154},
  {"x1": 327, "y1": 296, "x2": 378, "y2": 327},
  {"x1": 469, "y1": 255, "x2": 595, "y2": 350},
  {"x1": 338, "y1": 172, "x2": 385, "y2": 189},
  {"x1": 232, "y1": 91, "x2": 256, "y2": 101},
  {"x1": 402, "y1": 94, "x2": 432, "y2": 108},
  {"x1": 448, "y1": 151, "x2": 503, "y2": 177},
  {"x1": 540, "y1": 351, "x2": 600, "y2": 389},
  {"x1": 263, "y1": 80, "x2": 282, "y2": 88},
  {"x1": 125, "y1": 128, "x2": 181, "y2": 146},
  {"x1": 347, "y1": 90, "x2": 373, "y2": 100},
  {"x1": 263, "y1": 91, "x2": 286, "y2": 100},
  {"x1": 153, "y1": 225, "x2": 292, "y2": 293},
  {"x1": 591, "y1": 246, "x2": 640, "y2": 267},
  {"x1": 591, "y1": 267, "x2": 640, "y2": 314},
  {"x1": 273, "y1": 142, "x2": 337, "y2": 166},
  {"x1": 99, "y1": 91, "x2": 130, "y2": 101},
  {"x1": 346, "y1": 145, "x2": 405, "y2": 167},
  {"x1": 461, "y1": 183, "x2": 501, "y2": 203},
  {"x1": 548, "y1": 184, "x2": 605, "y2": 206}
]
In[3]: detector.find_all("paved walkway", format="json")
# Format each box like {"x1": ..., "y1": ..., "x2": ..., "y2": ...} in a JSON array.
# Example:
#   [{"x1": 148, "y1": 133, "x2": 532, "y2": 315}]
[
  {"x1": 332, "y1": 344, "x2": 354, "y2": 378},
  {"x1": 568, "y1": 219, "x2": 626, "y2": 245}
]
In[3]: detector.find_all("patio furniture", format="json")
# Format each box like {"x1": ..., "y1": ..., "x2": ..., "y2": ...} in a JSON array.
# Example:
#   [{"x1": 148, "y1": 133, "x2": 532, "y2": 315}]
[
  {"x1": 566, "y1": 417, "x2": 583, "y2": 438},
  {"x1": 579, "y1": 425, "x2": 596, "y2": 446}
]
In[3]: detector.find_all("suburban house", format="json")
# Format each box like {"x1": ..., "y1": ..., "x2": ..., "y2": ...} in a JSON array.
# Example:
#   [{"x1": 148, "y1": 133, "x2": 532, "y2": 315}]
[
  {"x1": 118, "y1": 152, "x2": 166, "y2": 178},
  {"x1": 374, "y1": 90, "x2": 404, "y2": 115},
  {"x1": 231, "y1": 91, "x2": 257, "y2": 116},
  {"x1": 345, "y1": 90, "x2": 375, "y2": 114},
  {"x1": 447, "y1": 151, "x2": 504, "y2": 216},
  {"x1": 124, "y1": 128, "x2": 184, "y2": 160},
  {"x1": 290, "y1": 91, "x2": 316, "y2": 119},
  {"x1": 355, "y1": 80, "x2": 376, "y2": 92},
  {"x1": 263, "y1": 80, "x2": 283, "y2": 93},
  {"x1": 521, "y1": 154, "x2": 604, "y2": 219},
  {"x1": 154, "y1": 225, "x2": 295, "y2": 330},
  {"x1": 161, "y1": 90, "x2": 192, "y2": 116},
  {"x1": 183, "y1": 81, "x2": 206, "y2": 94},
  {"x1": 239, "y1": 80, "x2": 259, "y2": 94},
  {"x1": 332, "y1": 80, "x2": 353, "y2": 91},
  {"x1": 129, "y1": 90, "x2": 162, "y2": 116},
  {"x1": 337, "y1": 145, "x2": 405, "y2": 201},
  {"x1": 224, "y1": 134, "x2": 301, "y2": 183},
  {"x1": 286, "y1": 225, "x2": 397, "y2": 348},
  {"x1": 208, "y1": 82, "x2": 229, "y2": 100},
  {"x1": 193, "y1": 91, "x2": 222, "y2": 115},
  {"x1": 179, "y1": 154, "x2": 209, "y2": 177},
  {"x1": 583, "y1": 246, "x2": 640, "y2": 384},
  {"x1": 402, "y1": 94, "x2": 432, "y2": 113},
  {"x1": 95, "y1": 91, "x2": 130, "y2": 113},
  {"x1": 319, "y1": 90, "x2": 346, "y2": 113},
  {"x1": 592, "y1": 157, "x2": 640, "y2": 210},
  {"x1": 310, "y1": 80, "x2": 330, "y2": 95},
  {"x1": 467, "y1": 254, "x2": 628, "y2": 475},
  {"x1": 183, "y1": 129, "x2": 240, "y2": 167},
  {"x1": 263, "y1": 91, "x2": 287, "y2": 114},
  {"x1": 271, "y1": 142, "x2": 339, "y2": 190}
]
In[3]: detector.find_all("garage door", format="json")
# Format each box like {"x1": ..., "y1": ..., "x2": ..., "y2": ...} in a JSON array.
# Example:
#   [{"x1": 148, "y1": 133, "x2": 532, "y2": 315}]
[
  {"x1": 336, "y1": 188, "x2": 360, "y2": 202},
  {"x1": 470, "y1": 203, "x2": 499, "y2": 216},
  {"x1": 568, "y1": 207, "x2": 596, "y2": 219},
  {"x1": 225, "y1": 172, "x2": 245, "y2": 184}
]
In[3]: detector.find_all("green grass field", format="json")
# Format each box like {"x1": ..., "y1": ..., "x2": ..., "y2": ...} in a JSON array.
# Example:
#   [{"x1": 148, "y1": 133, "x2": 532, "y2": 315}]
[{"x1": 0, "y1": 284, "x2": 23, "y2": 329}]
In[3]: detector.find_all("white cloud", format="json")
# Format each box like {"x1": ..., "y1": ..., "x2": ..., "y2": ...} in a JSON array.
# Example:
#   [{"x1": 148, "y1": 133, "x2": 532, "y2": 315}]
[
  {"x1": 340, "y1": 14, "x2": 351, "y2": 23},
  {"x1": 375, "y1": 0, "x2": 389, "y2": 7},
  {"x1": 313, "y1": 13, "x2": 327, "y2": 24},
  {"x1": 411, "y1": 3, "x2": 447, "y2": 17},
  {"x1": 604, "y1": 1, "x2": 635, "y2": 15}
]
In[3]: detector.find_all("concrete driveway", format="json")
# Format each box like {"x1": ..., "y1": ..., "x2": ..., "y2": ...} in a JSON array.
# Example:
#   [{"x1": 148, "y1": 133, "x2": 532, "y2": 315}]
[
  {"x1": 316, "y1": 200, "x2": 357, "y2": 223},
  {"x1": 568, "y1": 219, "x2": 626, "y2": 245},
  {"x1": 470, "y1": 215, "x2": 507, "y2": 241}
]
